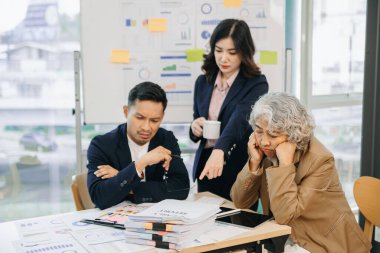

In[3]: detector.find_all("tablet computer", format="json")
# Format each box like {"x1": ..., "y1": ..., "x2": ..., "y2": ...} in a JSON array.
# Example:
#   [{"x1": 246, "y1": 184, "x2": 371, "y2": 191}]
[{"x1": 216, "y1": 207, "x2": 272, "y2": 228}]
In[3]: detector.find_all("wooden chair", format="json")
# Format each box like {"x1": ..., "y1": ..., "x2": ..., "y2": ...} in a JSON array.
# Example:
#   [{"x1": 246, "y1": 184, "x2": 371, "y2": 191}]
[
  {"x1": 71, "y1": 173, "x2": 95, "y2": 211},
  {"x1": 353, "y1": 176, "x2": 380, "y2": 241}
]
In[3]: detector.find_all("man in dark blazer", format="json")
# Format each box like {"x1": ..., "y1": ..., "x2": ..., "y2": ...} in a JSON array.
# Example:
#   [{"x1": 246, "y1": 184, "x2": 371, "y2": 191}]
[{"x1": 87, "y1": 82, "x2": 190, "y2": 209}]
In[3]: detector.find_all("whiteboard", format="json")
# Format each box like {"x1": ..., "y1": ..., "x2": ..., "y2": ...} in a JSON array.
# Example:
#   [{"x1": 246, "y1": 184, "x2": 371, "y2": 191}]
[{"x1": 80, "y1": 0, "x2": 285, "y2": 124}]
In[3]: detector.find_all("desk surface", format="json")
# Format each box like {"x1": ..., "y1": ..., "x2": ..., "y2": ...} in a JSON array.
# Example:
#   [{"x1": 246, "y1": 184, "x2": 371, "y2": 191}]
[
  {"x1": 1, "y1": 192, "x2": 291, "y2": 253},
  {"x1": 181, "y1": 192, "x2": 291, "y2": 252}
]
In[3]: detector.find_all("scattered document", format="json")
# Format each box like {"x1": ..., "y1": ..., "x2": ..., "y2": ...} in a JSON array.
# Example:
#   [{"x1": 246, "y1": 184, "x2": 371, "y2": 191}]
[
  {"x1": 126, "y1": 199, "x2": 220, "y2": 224},
  {"x1": 15, "y1": 217, "x2": 72, "y2": 246},
  {"x1": 71, "y1": 227, "x2": 125, "y2": 245},
  {"x1": 92, "y1": 202, "x2": 152, "y2": 224},
  {"x1": 86, "y1": 240, "x2": 155, "y2": 253},
  {"x1": 12, "y1": 200, "x2": 251, "y2": 253},
  {"x1": 13, "y1": 238, "x2": 88, "y2": 253},
  {"x1": 206, "y1": 221, "x2": 251, "y2": 241},
  {"x1": 182, "y1": 221, "x2": 251, "y2": 248},
  {"x1": 63, "y1": 211, "x2": 100, "y2": 231},
  {"x1": 196, "y1": 196, "x2": 225, "y2": 206}
]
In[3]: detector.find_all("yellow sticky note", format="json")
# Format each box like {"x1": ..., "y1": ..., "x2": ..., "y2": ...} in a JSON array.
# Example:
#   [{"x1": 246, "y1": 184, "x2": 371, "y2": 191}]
[
  {"x1": 224, "y1": 0, "x2": 242, "y2": 7},
  {"x1": 111, "y1": 50, "x2": 129, "y2": 63},
  {"x1": 260, "y1": 51, "x2": 278, "y2": 65},
  {"x1": 186, "y1": 49, "x2": 204, "y2": 62},
  {"x1": 148, "y1": 18, "x2": 167, "y2": 32}
]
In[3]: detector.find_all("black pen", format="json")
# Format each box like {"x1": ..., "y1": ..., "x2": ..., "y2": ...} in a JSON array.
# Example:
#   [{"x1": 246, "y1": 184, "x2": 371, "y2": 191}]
[
  {"x1": 80, "y1": 218, "x2": 125, "y2": 230},
  {"x1": 170, "y1": 154, "x2": 182, "y2": 159}
]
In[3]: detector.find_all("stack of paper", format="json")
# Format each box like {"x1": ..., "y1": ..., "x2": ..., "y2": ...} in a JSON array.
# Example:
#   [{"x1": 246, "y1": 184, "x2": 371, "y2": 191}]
[{"x1": 123, "y1": 199, "x2": 220, "y2": 250}]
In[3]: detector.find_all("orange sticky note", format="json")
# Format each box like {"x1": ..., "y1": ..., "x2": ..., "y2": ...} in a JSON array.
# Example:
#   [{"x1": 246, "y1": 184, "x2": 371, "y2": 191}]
[
  {"x1": 149, "y1": 18, "x2": 167, "y2": 32},
  {"x1": 224, "y1": 0, "x2": 242, "y2": 7},
  {"x1": 111, "y1": 50, "x2": 130, "y2": 63}
]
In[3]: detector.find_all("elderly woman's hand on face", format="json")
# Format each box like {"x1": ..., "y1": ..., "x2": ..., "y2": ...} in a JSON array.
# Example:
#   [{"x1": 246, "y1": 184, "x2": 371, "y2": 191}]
[
  {"x1": 276, "y1": 141, "x2": 297, "y2": 166},
  {"x1": 247, "y1": 132, "x2": 264, "y2": 172}
]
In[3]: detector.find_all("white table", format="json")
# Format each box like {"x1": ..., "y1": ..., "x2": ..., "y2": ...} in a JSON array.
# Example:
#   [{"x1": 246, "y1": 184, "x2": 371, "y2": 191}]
[{"x1": 1, "y1": 193, "x2": 291, "y2": 253}]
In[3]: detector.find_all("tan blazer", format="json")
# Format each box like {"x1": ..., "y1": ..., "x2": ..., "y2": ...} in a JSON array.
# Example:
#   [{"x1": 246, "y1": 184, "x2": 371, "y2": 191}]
[{"x1": 231, "y1": 137, "x2": 371, "y2": 253}]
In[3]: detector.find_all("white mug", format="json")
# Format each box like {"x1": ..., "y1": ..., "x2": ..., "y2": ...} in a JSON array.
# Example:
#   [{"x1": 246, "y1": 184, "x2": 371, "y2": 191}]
[{"x1": 203, "y1": 120, "x2": 221, "y2": 139}]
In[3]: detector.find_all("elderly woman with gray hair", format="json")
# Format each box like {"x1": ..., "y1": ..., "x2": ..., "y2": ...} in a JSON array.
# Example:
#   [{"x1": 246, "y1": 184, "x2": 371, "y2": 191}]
[{"x1": 230, "y1": 92, "x2": 370, "y2": 253}]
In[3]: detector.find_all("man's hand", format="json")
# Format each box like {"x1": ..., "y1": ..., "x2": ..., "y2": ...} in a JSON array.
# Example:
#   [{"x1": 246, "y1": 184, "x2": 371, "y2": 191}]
[
  {"x1": 191, "y1": 117, "x2": 206, "y2": 138},
  {"x1": 135, "y1": 146, "x2": 172, "y2": 173},
  {"x1": 94, "y1": 165, "x2": 119, "y2": 179},
  {"x1": 276, "y1": 142, "x2": 296, "y2": 166},
  {"x1": 199, "y1": 149, "x2": 224, "y2": 180},
  {"x1": 247, "y1": 132, "x2": 264, "y2": 172}
]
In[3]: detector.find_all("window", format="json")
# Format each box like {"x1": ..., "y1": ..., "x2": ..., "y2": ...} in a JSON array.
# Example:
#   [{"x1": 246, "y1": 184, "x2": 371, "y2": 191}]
[
  {"x1": 0, "y1": 0, "x2": 80, "y2": 221},
  {"x1": 0, "y1": 1, "x2": 197, "y2": 222},
  {"x1": 313, "y1": 106, "x2": 362, "y2": 207},
  {"x1": 300, "y1": 0, "x2": 367, "y2": 208},
  {"x1": 312, "y1": 0, "x2": 366, "y2": 96}
]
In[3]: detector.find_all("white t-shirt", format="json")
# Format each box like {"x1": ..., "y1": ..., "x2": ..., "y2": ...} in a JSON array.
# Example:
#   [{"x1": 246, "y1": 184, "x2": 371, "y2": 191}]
[{"x1": 127, "y1": 135, "x2": 149, "y2": 182}]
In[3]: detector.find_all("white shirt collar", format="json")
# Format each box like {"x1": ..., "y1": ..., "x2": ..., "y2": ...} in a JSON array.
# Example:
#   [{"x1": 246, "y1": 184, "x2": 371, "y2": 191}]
[{"x1": 127, "y1": 135, "x2": 149, "y2": 161}]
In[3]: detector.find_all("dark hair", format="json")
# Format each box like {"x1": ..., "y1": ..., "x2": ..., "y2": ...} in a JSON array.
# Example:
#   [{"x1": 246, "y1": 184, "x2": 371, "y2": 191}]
[
  {"x1": 128, "y1": 82, "x2": 168, "y2": 110},
  {"x1": 202, "y1": 19, "x2": 261, "y2": 83}
]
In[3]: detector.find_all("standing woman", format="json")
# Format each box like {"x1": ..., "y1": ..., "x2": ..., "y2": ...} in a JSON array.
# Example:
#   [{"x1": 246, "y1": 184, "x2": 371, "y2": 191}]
[{"x1": 190, "y1": 19, "x2": 268, "y2": 199}]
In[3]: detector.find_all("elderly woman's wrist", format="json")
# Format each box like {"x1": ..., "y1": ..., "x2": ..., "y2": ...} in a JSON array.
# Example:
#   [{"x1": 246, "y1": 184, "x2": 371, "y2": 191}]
[
  {"x1": 280, "y1": 161, "x2": 293, "y2": 167},
  {"x1": 248, "y1": 159, "x2": 261, "y2": 172}
]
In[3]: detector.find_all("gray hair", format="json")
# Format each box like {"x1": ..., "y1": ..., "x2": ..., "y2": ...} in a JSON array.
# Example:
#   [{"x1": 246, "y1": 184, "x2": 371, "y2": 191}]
[{"x1": 249, "y1": 92, "x2": 315, "y2": 150}]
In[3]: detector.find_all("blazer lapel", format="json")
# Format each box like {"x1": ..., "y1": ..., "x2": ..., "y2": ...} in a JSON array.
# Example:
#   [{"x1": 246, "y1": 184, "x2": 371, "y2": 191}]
[
  {"x1": 146, "y1": 133, "x2": 161, "y2": 179},
  {"x1": 294, "y1": 148, "x2": 308, "y2": 184},
  {"x1": 116, "y1": 124, "x2": 132, "y2": 170},
  {"x1": 202, "y1": 83, "x2": 214, "y2": 118},
  {"x1": 219, "y1": 74, "x2": 245, "y2": 116}
]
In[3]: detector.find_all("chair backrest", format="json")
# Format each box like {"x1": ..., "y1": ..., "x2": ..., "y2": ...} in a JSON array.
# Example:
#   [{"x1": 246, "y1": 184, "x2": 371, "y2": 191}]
[
  {"x1": 71, "y1": 173, "x2": 95, "y2": 211},
  {"x1": 353, "y1": 176, "x2": 380, "y2": 241}
]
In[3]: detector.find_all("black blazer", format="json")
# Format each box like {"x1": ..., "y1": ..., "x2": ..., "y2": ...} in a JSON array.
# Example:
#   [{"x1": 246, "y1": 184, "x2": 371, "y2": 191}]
[
  {"x1": 87, "y1": 124, "x2": 190, "y2": 209},
  {"x1": 190, "y1": 72, "x2": 268, "y2": 181}
]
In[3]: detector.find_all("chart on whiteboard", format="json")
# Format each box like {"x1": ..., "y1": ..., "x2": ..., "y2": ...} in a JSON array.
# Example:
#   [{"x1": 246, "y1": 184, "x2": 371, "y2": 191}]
[{"x1": 80, "y1": 0, "x2": 284, "y2": 123}]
